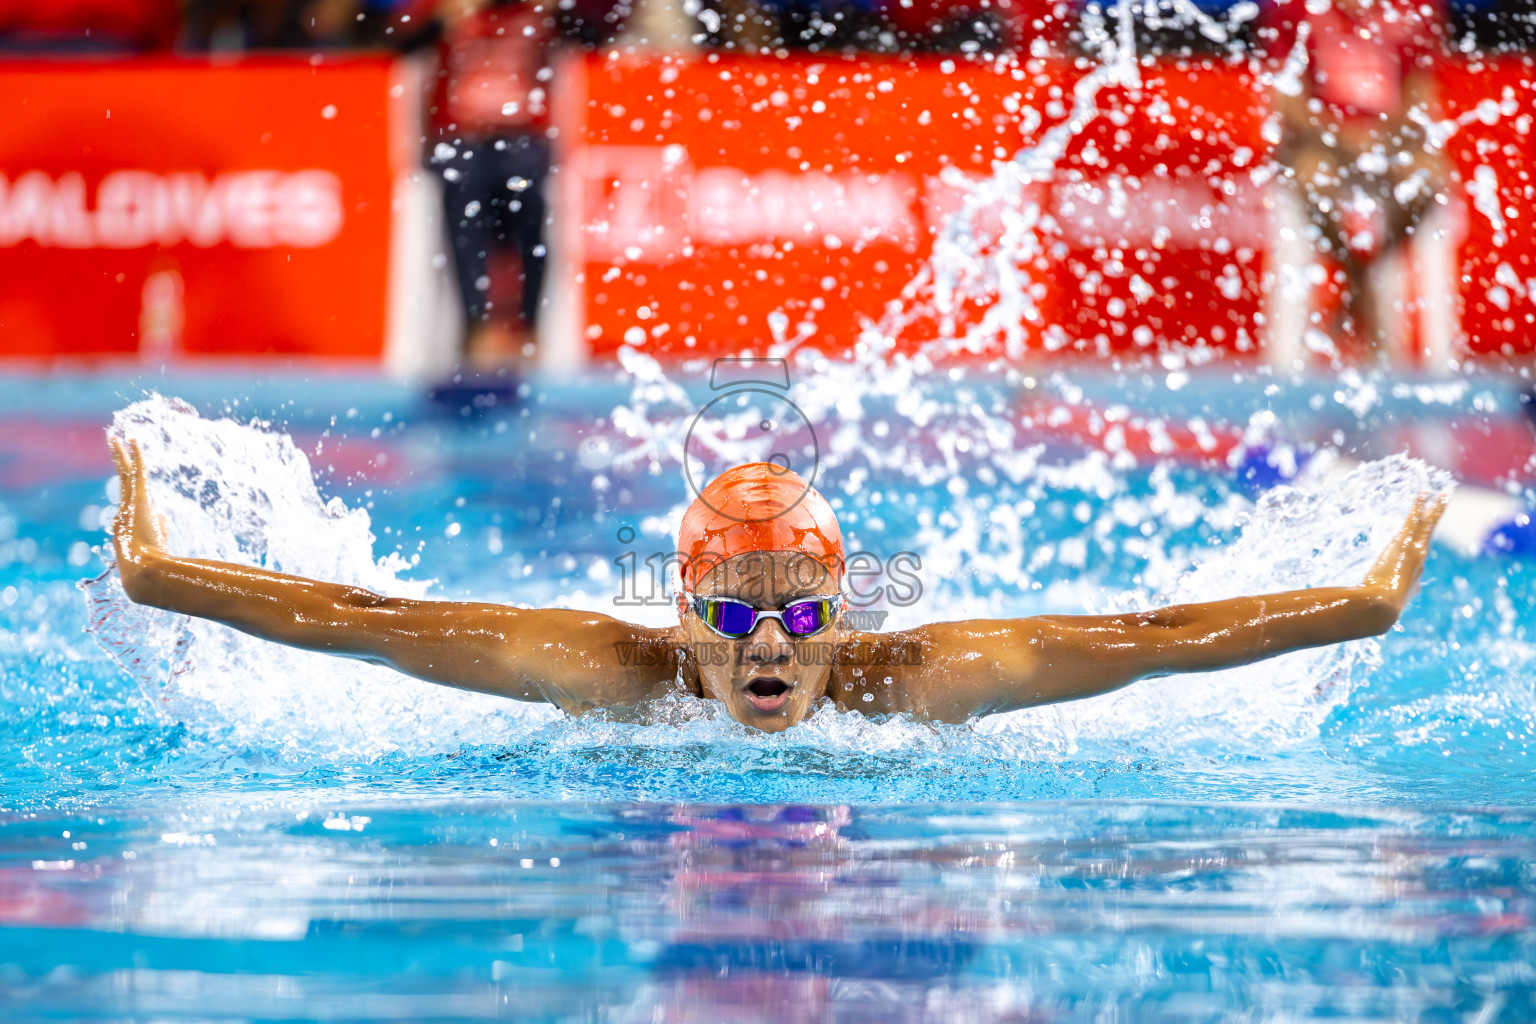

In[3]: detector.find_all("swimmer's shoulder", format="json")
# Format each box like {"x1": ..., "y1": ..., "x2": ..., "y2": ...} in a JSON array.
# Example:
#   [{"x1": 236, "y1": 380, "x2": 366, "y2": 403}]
[
  {"x1": 832, "y1": 619, "x2": 1045, "y2": 675},
  {"x1": 493, "y1": 614, "x2": 687, "y2": 712},
  {"x1": 828, "y1": 620, "x2": 1049, "y2": 720},
  {"x1": 828, "y1": 626, "x2": 942, "y2": 715}
]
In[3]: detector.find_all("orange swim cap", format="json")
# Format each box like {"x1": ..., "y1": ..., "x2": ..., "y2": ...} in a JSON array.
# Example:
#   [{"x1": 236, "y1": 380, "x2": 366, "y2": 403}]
[{"x1": 678, "y1": 463, "x2": 844, "y2": 590}]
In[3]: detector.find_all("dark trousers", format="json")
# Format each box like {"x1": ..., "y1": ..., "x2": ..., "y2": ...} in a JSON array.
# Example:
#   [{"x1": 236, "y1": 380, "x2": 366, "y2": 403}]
[{"x1": 436, "y1": 134, "x2": 551, "y2": 329}]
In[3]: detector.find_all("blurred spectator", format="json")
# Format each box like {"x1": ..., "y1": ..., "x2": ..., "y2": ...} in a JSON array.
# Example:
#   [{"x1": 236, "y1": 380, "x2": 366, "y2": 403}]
[
  {"x1": 0, "y1": 0, "x2": 179, "y2": 51},
  {"x1": 625, "y1": 0, "x2": 696, "y2": 48},
  {"x1": 1258, "y1": 0, "x2": 1452, "y2": 363},
  {"x1": 1449, "y1": 0, "x2": 1536, "y2": 53},
  {"x1": 882, "y1": 0, "x2": 1053, "y2": 53},
  {"x1": 697, "y1": 0, "x2": 1063, "y2": 55},
  {"x1": 699, "y1": 0, "x2": 888, "y2": 53},
  {"x1": 701, "y1": 0, "x2": 777, "y2": 51},
  {"x1": 424, "y1": 0, "x2": 558, "y2": 366},
  {"x1": 182, "y1": 0, "x2": 363, "y2": 49}
]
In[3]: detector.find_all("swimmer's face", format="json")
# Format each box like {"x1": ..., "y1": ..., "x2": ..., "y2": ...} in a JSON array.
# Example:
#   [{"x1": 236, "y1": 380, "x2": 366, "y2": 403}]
[{"x1": 681, "y1": 551, "x2": 841, "y2": 733}]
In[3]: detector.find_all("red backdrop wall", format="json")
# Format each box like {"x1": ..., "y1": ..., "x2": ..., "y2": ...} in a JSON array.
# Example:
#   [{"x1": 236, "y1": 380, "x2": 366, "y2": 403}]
[
  {"x1": 0, "y1": 56, "x2": 395, "y2": 361},
  {"x1": 0, "y1": 51, "x2": 1529, "y2": 367},
  {"x1": 559, "y1": 51, "x2": 1536, "y2": 364}
]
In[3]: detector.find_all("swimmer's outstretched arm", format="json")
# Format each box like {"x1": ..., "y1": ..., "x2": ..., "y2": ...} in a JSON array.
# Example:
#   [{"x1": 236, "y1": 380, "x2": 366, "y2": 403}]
[
  {"x1": 108, "y1": 438, "x2": 678, "y2": 713},
  {"x1": 895, "y1": 495, "x2": 1447, "y2": 722}
]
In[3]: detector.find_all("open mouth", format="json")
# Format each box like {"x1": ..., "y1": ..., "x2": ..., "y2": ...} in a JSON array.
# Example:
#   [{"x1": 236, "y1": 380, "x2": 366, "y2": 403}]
[{"x1": 744, "y1": 677, "x2": 792, "y2": 712}]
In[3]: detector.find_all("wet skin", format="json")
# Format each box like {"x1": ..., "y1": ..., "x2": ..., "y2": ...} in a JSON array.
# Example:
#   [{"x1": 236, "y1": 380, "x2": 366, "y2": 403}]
[{"x1": 109, "y1": 438, "x2": 1447, "y2": 733}]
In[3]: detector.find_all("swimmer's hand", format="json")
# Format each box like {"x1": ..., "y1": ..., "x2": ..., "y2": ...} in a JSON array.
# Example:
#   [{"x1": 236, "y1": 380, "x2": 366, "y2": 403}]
[
  {"x1": 103, "y1": 434, "x2": 677, "y2": 713},
  {"x1": 879, "y1": 492, "x2": 1449, "y2": 722},
  {"x1": 109, "y1": 437, "x2": 169, "y2": 595},
  {"x1": 1362, "y1": 492, "x2": 1449, "y2": 616}
]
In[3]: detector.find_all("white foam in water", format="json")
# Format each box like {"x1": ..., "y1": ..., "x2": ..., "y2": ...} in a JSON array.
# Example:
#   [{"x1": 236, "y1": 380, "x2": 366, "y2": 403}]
[
  {"x1": 85, "y1": 395, "x2": 551, "y2": 760},
  {"x1": 85, "y1": 394, "x2": 1449, "y2": 767},
  {"x1": 984, "y1": 454, "x2": 1455, "y2": 758}
]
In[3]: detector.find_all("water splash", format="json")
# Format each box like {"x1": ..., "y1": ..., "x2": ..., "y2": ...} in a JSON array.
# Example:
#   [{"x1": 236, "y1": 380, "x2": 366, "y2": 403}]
[
  {"x1": 888, "y1": 0, "x2": 1148, "y2": 360},
  {"x1": 83, "y1": 393, "x2": 1450, "y2": 777},
  {"x1": 850, "y1": 0, "x2": 1520, "y2": 370},
  {"x1": 997, "y1": 453, "x2": 1455, "y2": 757},
  {"x1": 859, "y1": 0, "x2": 1272, "y2": 361},
  {"x1": 84, "y1": 395, "x2": 549, "y2": 760}
]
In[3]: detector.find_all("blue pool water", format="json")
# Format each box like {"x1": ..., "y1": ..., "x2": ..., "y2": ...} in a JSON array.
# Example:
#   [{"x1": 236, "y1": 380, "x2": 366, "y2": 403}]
[{"x1": 1, "y1": 367, "x2": 1533, "y2": 1020}]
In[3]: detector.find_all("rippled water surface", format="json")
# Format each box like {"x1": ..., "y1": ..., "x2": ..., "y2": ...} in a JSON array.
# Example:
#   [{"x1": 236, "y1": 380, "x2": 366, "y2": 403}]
[
  {"x1": 3, "y1": 801, "x2": 1534, "y2": 1022},
  {"x1": 1, "y1": 370, "x2": 1533, "y2": 1021}
]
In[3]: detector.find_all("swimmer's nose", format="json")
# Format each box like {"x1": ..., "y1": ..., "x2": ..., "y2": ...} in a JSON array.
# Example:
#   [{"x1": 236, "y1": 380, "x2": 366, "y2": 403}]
[{"x1": 745, "y1": 618, "x2": 793, "y2": 665}]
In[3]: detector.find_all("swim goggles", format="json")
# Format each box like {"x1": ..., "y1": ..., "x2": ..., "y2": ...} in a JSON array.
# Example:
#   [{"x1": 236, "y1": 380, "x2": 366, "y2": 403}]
[{"x1": 686, "y1": 593, "x2": 843, "y2": 639}]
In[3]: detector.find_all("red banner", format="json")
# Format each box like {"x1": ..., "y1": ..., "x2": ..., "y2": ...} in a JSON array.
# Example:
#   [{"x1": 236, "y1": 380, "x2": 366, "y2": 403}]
[
  {"x1": 556, "y1": 51, "x2": 1536, "y2": 364},
  {"x1": 1437, "y1": 59, "x2": 1536, "y2": 361},
  {"x1": 0, "y1": 56, "x2": 396, "y2": 361},
  {"x1": 2, "y1": 51, "x2": 1528, "y2": 368}
]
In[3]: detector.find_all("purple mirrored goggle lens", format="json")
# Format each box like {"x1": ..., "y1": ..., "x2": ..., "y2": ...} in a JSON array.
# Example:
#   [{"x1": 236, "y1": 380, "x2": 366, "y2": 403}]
[
  {"x1": 712, "y1": 600, "x2": 758, "y2": 636},
  {"x1": 782, "y1": 600, "x2": 828, "y2": 634},
  {"x1": 695, "y1": 597, "x2": 837, "y2": 638}
]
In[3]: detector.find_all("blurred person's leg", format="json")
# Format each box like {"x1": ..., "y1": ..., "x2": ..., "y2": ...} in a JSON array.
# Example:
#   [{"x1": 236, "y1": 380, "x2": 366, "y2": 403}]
[
  {"x1": 492, "y1": 135, "x2": 553, "y2": 361},
  {"x1": 712, "y1": 0, "x2": 782, "y2": 50},
  {"x1": 1372, "y1": 144, "x2": 1451, "y2": 368},
  {"x1": 1290, "y1": 146, "x2": 1352, "y2": 260},
  {"x1": 1359, "y1": 244, "x2": 1403, "y2": 363},
  {"x1": 440, "y1": 141, "x2": 505, "y2": 361},
  {"x1": 1265, "y1": 180, "x2": 1319, "y2": 374},
  {"x1": 1388, "y1": 150, "x2": 1456, "y2": 374},
  {"x1": 1326, "y1": 127, "x2": 1448, "y2": 365},
  {"x1": 1302, "y1": 158, "x2": 1383, "y2": 355},
  {"x1": 627, "y1": 0, "x2": 700, "y2": 47},
  {"x1": 1281, "y1": 138, "x2": 1447, "y2": 364},
  {"x1": 1267, "y1": 142, "x2": 1348, "y2": 372},
  {"x1": 299, "y1": 0, "x2": 361, "y2": 43},
  {"x1": 1335, "y1": 179, "x2": 1390, "y2": 359},
  {"x1": 777, "y1": 0, "x2": 872, "y2": 48},
  {"x1": 1409, "y1": 198, "x2": 1462, "y2": 373}
]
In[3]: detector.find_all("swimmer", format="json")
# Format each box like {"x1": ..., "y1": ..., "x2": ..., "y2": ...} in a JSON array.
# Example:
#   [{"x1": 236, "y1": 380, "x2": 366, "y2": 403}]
[{"x1": 108, "y1": 441, "x2": 1446, "y2": 733}]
